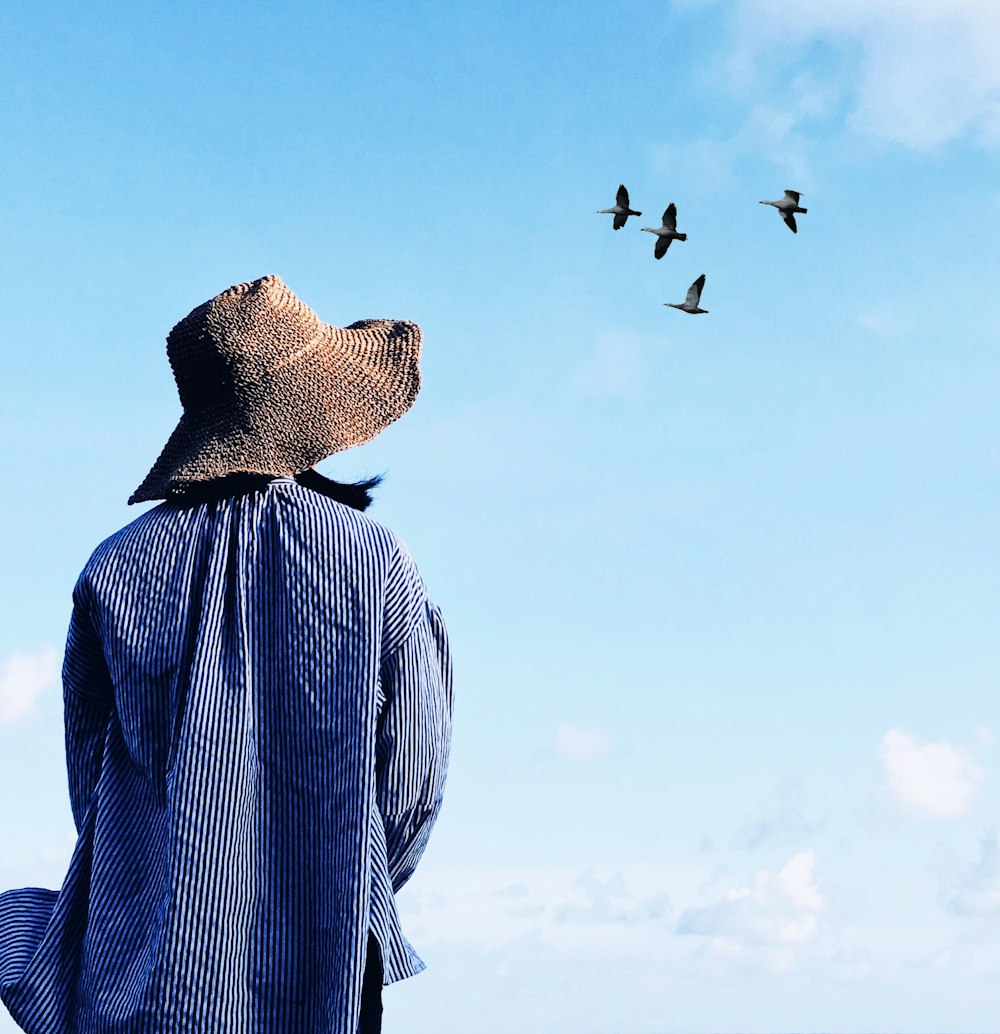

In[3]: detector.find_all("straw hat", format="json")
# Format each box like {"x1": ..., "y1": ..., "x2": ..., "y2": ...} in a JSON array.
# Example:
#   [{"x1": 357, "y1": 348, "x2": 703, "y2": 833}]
[{"x1": 129, "y1": 275, "x2": 422, "y2": 504}]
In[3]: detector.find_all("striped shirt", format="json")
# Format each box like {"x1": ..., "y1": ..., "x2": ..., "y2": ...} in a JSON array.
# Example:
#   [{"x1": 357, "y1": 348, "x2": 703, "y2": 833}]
[{"x1": 0, "y1": 476, "x2": 453, "y2": 1033}]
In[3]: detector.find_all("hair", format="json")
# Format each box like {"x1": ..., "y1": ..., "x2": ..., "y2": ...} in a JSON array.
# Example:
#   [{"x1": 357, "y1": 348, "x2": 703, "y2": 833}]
[
  {"x1": 167, "y1": 469, "x2": 383, "y2": 511},
  {"x1": 293, "y1": 468, "x2": 382, "y2": 511}
]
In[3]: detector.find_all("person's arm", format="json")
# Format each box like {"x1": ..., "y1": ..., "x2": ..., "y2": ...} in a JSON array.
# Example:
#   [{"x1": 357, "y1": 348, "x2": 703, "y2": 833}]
[
  {"x1": 63, "y1": 580, "x2": 114, "y2": 832},
  {"x1": 376, "y1": 559, "x2": 453, "y2": 893}
]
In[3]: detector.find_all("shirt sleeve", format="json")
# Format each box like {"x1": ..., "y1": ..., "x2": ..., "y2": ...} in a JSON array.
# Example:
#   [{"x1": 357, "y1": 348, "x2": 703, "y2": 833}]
[
  {"x1": 376, "y1": 546, "x2": 453, "y2": 893},
  {"x1": 63, "y1": 580, "x2": 114, "y2": 832}
]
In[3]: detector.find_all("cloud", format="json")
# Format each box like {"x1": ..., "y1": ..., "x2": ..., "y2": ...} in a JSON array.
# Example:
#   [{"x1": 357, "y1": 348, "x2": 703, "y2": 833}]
[
  {"x1": 554, "y1": 722, "x2": 613, "y2": 762},
  {"x1": 723, "y1": 0, "x2": 1000, "y2": 150},
  {"x1": 676, "y1": 849, "x2": 824, "y2": 948},
  {"x1": 0, "y1": 647, "x2": 60, "y2": 727},
  {"x1": 732, "y1": 777, "x2": 825, "y2": 850},
  {"x1": 552, "y1": 870, "x2": 671, "y2": 925},
  {"x1": 649, "y1": 72, "x2": 833, "y2": 187},
  {"x1": 879, "y1": 728, "x2": 984, "y2": 818},
  {"x1": 397, "y1": 863, "x2": 689, "y2": 951},
  {"x1": 944, "y1": 829, "x2": 1000, "y2": 918},
  {"x1": 775, "y1": 850, "x2": 825, "y2": 910},
  {"x1": 492, "y1": 883, "x2": 531, "y2": 900}
]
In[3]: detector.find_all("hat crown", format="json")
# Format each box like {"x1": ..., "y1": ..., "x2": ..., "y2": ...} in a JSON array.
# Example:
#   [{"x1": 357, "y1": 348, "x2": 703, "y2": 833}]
[
  {"x1": 129, "y1": 274, "x2": 422, "y2": 505},
  {"x1": 167, "y1": 275, "x2": 326, "y2": 415}
]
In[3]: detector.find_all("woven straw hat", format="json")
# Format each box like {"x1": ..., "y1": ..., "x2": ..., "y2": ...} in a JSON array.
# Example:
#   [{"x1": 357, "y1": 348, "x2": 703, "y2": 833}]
[{"x1": 129, "y1": 275, "x2": 422, "y2": 504}]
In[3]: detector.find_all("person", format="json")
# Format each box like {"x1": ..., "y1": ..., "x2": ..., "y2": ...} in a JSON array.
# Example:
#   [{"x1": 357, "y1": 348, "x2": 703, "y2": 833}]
[{"x1": 0, "y1": 275, "x2": 453, "y2": 1034}]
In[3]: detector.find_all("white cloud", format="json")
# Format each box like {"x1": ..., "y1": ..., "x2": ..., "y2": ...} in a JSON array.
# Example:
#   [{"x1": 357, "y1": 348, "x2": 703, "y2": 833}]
[
  {"x1": 725, "y1": 0, "x2": 1000, "y2": 150},
  {"x1": 944, "y1": 829, "x2": 1000, "y2": 918},
  {"x1": 0, "y1": 647, "x2": 60, "y2": 727},
  {"x1": 676, "y1": 849, "x2": 824, "y2": 949},
  {"x1": 776, "y1": 850, "x2": 825, "y2": 911},
  {"x1": 880, "y1": 728, "x2": 984, "y2": 818},
  {"x1": 554, "y1": 722, "x2": 612, "y2": 762},
  {"x1": 394, "y1": 852, "x2": 1000, "y2": 1018}
]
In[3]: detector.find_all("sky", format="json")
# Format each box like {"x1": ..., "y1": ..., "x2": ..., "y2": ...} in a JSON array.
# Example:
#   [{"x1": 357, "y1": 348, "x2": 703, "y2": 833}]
[{"x1": 1, "y1": 1, "x2": 999, "y2": 1031}]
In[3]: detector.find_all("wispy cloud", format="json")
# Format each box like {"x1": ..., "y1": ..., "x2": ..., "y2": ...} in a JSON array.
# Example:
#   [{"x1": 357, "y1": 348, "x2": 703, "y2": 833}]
[
  {"x1": 554, "y1": 722, "x2": 613, "y2": 762},
  {"x1": 973, "y1": 724, "x2": 996, "y2": 746},
  {"x1": 553, "y1": 870, "x2": 671, "y2": 925},
  {"x1": 732, "y1": 777, "x2": 825, "y2": 850},
  {"x1": 398, "y1": 863, "x2": 691, "y2": 950},
  {"x1": 879, "y1": 728, "x2": 985, "y2": 818},
  {"x1": 572, "y1": 333, "x2": 649, "y2": 398},
  {"x1": 943, "y1": 828, "x2": 1000, "y2": 918},
  {"x1": 650, "y1": 72, "x2": 833, "y2": 187},
  {"x1": 721, "y1": 0, "x2": 1000, "y2": 150},
  {"x1": 0, "y1": 647, "x2": 60, "y2": 727},
  {"x1": 855, "y1": 302, "x2": 915, "y2": 339}
]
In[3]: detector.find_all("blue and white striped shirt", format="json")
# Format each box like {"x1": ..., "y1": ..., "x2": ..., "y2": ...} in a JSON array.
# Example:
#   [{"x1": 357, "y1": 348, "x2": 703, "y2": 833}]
[{"x1": 0, "y1": 477, "x2": 453, "y2": 1033}]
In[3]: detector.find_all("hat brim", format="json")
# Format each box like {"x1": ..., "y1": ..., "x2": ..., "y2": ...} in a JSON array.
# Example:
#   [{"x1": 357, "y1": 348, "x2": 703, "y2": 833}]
[{"x1": 129, "y1": 318, "x2": 421, "y2": 505}]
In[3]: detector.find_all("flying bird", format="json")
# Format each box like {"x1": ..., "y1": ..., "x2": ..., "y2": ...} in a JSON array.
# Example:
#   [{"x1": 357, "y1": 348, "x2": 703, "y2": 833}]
[
  {"x1": 641, "y1": 203, "x2": 687, "y2": 258},
  {"x1": 665, "y1": 274, "x2": 708, "y2": 314},
  {"x1": 597, "y1": 184, "x2": 641, "y2": 230},
  {"x1": 759, "y1": 190, "x2": 808, "y2": 233}
]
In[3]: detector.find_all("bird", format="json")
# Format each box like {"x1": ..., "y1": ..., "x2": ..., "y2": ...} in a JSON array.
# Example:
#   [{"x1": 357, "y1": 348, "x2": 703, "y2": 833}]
[
  {"x1": 597, "y1": 184, "x2": 641, "y2": 230},
  {"x1": 665, "y1": 274, "x2": 708, "y2": 314},
  {"x1": 759, "y1": 190, "x2": 807, "y2": 233},
  {"x1": 641, "y1": 203, "x2": 687, "y2": 258}
]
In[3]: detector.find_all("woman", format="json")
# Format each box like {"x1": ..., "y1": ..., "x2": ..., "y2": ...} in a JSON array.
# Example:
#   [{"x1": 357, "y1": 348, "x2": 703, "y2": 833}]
[{"x1": 0, "y1": 275, "x2": 453, "y2": 1033}]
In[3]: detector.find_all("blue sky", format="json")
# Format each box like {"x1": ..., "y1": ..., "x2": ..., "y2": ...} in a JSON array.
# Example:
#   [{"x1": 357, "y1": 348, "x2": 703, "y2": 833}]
[{"x1": 1, "y1": 1, "x2": 999, "y2": 1031}]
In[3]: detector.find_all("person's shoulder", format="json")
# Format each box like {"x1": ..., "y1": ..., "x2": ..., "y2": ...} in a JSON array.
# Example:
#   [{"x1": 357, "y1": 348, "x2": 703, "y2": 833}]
[
  {"x1": 280, "y1": 481, "x2": 404, "y2": 553},
  {"x1": 75, "y1": 483, "x2": 416, "y2": 593},
  {"x1": 284, "y1": 484, "x2": 422, "y2": 579},
  {"x1": 72, "y1": 502, "x2": 187, "y2": 601},
  {"x1": 269, "y1": 482, "x2": 427, "y2": 589},
  {"x1": 85, "y1": 499, "x2": 198, "y2": 560}
]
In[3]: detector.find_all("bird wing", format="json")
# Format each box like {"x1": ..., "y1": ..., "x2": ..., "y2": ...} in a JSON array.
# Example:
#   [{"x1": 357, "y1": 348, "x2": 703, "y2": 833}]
[
  {"x1": 687, "y1": 274, "x2": 706, "y2": 306},
  {"x1": 782, "y1": 211, "x2": 798, "y2": 233},
  {"x1": 616, "y1": 184, "x2": 630, "y2": 207},
  {"x1": 662, "y1": 203, "x2": 676, "y2": 230},
  {"x1": 655, "y1": 235, "x2": 671, "y2": 259},
  {"x1": 613, "y1": 211, "x2": 626, "y2": 230},
  {"x1": 784, "y1": 190, "x2": 801, "y2": 204}
]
